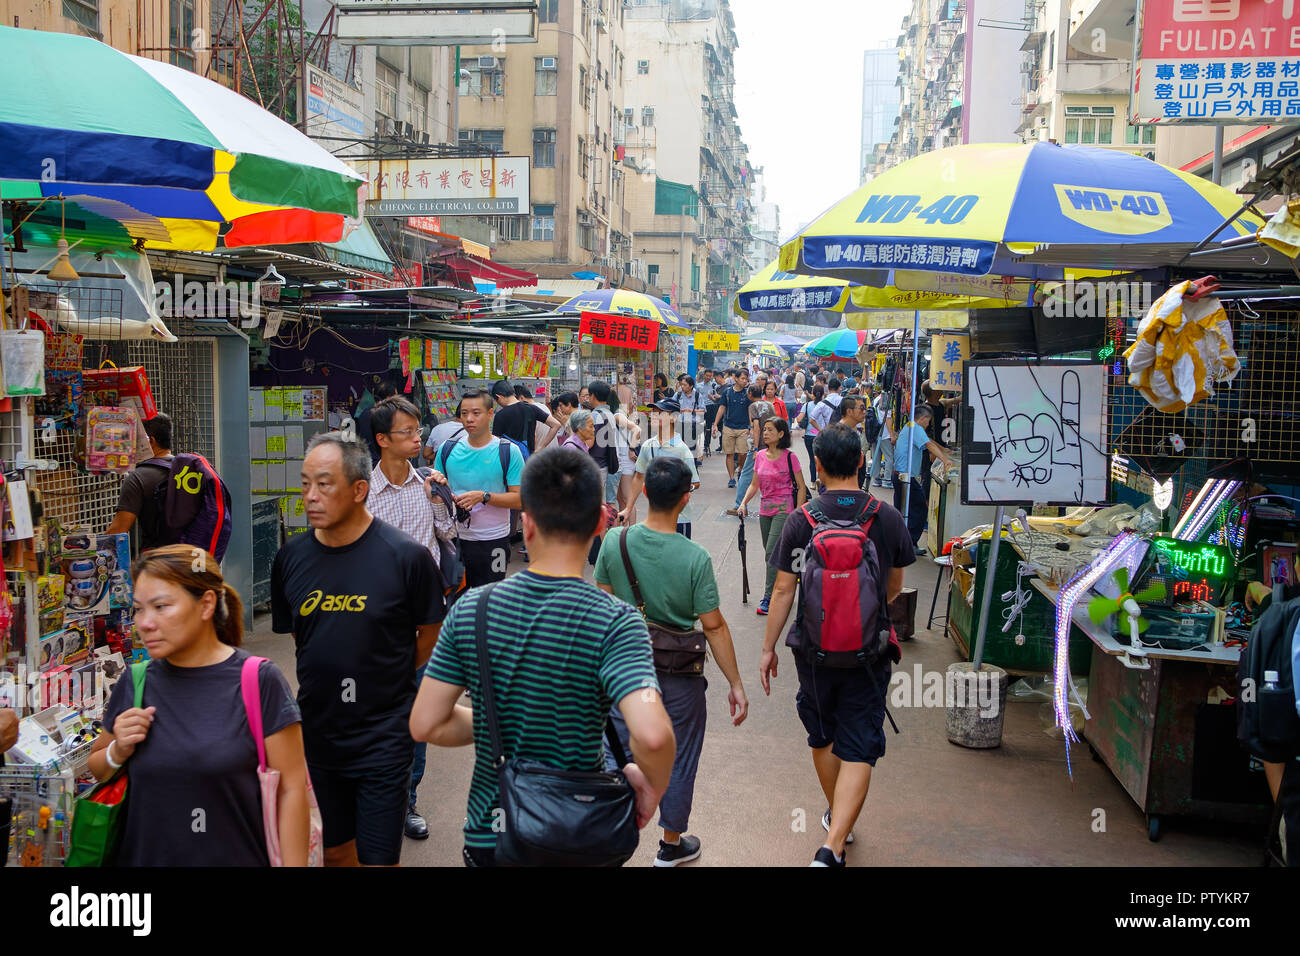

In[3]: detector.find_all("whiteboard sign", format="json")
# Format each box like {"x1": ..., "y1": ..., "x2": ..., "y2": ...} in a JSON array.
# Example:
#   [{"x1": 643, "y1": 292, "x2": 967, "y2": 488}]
[{"x1": 961, "y1": 361, "x2": 1110, "y2": 507}]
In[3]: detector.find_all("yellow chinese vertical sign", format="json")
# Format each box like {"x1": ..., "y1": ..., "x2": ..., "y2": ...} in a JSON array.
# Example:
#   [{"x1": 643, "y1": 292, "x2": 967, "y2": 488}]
[{"x1": 928, "y1": 332, "x2": 969, "y2": 392}]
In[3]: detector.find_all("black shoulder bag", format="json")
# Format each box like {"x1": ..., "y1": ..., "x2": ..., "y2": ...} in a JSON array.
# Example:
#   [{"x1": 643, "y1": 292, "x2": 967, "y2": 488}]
[
  {"x1": 474, "y1": 584, "x2": 640, "y2": 867},
  {"x1": 617, "y1": 531, "x2": 707, "y2": 676}
]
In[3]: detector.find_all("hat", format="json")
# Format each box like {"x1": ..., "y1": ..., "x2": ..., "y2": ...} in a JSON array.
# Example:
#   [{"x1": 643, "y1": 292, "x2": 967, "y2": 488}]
[{"x1": 653, "y1": 398, "x2": 681, "y2": 413}]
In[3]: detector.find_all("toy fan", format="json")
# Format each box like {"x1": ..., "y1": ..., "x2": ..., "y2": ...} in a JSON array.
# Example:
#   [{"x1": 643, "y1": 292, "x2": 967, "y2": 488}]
[{"x1": 1087, "y1": 567, "x2": 1167, "y2": 633}]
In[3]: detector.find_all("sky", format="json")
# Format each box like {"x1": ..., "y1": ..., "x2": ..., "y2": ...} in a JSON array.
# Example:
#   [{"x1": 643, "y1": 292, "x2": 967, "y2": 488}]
[{"x1": 733, "y1": 0, "x2": 910, "y2": 237}]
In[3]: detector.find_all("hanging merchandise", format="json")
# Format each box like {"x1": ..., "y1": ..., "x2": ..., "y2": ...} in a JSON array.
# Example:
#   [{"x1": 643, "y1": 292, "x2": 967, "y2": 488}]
[
  {"x1": 1123, "y1": 279, "x2": 1240, "y2": 414},
  {"x1": 81, "y1": 362, "x2": 157, "y2": 419},
  {"x1": 84, "y1": 406, "x2": 139, "y2": 474},
  {"x1": 1, "y1": 327, "x2": 46, "y2": 396},
  {"x1": 1256, "y1": 198, "x2": 1300, "y2": 258}
]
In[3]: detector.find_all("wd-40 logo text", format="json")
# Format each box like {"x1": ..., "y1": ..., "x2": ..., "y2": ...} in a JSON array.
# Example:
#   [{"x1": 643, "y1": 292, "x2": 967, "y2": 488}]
[
  {"x1": 1053, "y1": 185, "x2": 1172, "y2": 235},
  {"x1": 855, "y1": 193, "x2": 980, "y2": 225},
  {"x1": 1041, "y1": 277, "x2": 1154, "y2": 318},
  {"x1": 154, "y1": 276, "x2": 263, "y2": 324},
  {"x1": 299, "y1": 590, "x2": 368, "y2": 615}
]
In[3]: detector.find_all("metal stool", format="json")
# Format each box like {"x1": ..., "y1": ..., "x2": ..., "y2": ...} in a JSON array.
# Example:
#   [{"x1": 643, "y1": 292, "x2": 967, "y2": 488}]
[{"x1": 926, "y1": 554, "x2": 953, "y2": 630}]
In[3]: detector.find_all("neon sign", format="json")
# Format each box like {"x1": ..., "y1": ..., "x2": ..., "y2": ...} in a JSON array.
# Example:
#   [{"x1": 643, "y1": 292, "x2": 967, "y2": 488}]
[{"x1": 1151, "y1": 538, "x2": 1232, "y2": 577}]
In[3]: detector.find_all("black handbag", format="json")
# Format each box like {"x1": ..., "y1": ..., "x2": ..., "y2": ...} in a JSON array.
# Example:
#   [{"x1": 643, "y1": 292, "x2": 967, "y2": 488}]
[
  {"x1": 474, "y1": 585, "x2": 640, "y2": 867},
  {"x1": 618, "y1": 530, "x2": 707, "y2": 676}
]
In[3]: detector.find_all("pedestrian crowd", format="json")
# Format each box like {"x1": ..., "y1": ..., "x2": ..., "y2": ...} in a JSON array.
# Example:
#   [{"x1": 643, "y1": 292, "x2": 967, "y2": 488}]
[{"x1": 68, "y1": 360, "x2": 995, "y2": 868}]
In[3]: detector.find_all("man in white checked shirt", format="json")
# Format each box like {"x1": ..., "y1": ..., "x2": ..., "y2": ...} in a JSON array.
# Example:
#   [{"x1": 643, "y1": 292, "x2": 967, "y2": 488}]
[{"x1": 367, "y1": 395, "x2": 450, "y2": 843}]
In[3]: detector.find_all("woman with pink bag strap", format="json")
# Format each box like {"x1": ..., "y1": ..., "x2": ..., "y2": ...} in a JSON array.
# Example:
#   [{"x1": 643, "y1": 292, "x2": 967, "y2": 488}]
[{"x1": 88, "y1": 545, "x2": 318, "y2": 866}]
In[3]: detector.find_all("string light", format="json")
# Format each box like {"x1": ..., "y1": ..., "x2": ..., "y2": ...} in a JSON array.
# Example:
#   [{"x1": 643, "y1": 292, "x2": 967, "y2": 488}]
[
  {"x1": 1052, "y1": 532, "x2": 1145, "y2": 778},
  {"x1": 1177, "y1": 480, "x2": 1242, "y2": 542}
]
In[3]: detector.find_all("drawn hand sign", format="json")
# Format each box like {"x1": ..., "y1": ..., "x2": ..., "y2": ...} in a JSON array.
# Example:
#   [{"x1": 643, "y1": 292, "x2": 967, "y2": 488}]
[{"x1": 974, "y1": 366, "x2": 1083, "y2": 502}]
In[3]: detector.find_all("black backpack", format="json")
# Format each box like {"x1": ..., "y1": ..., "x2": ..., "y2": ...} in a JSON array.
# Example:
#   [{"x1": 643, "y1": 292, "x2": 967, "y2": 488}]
[
  {"x1": 828, "y1": 398, "x2": 846, "y2": 426},
  {"x1": 863, "y1": 407, "x2": 883, "y2": 445},
  {"x1": 1237, "y1": 594, "x2": 1300, "y2": 762}
]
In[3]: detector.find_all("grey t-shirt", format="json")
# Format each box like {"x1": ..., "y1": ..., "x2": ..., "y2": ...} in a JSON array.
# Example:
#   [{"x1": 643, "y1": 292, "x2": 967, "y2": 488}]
[
  {"x1": 103, "y1": 649, "x2": 300, "y2": 866},
  {"x1": 115, "y1": 457, "x2": 173, "y2": 549}
]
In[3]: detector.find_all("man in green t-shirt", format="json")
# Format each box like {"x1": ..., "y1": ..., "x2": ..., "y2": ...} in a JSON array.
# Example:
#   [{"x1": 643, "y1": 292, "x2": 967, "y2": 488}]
[
  {"x1": 411, "y1": 447, "x2": 676, "y2": 867},
  {"x1": 596, "y1": 456, "x2": 749, "y2": 867}
]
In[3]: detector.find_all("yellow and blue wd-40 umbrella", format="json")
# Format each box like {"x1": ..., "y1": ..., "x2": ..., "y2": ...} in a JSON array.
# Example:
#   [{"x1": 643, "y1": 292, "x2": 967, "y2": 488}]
[
  {"x1": 779, "y1": 142, "x2": 1263, "y2": 281},
  {"x1": 0, "y1": 26, "x2": 364, "y2": 252},
  {"x1": 555, "y1": 288, "x2": 690, "y2": 333},
  {"x1": 736, "y1": 257, "x2": 1040, "y2": 329}
]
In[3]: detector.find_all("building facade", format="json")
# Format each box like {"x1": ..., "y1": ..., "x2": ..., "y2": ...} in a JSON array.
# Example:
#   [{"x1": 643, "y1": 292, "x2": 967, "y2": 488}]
[
  {"x1": 451, "y1": 0, "x2": 633, "y2": 282},
  {"x1": 861, "y1": 46, "x2": 901, "y2": 182},
  {"x1": 623, "y1": 0, "x2": 752, "y2": 329},
  {"x1": 876, "y1": 0, "x2": 1022, "y2": 176}
]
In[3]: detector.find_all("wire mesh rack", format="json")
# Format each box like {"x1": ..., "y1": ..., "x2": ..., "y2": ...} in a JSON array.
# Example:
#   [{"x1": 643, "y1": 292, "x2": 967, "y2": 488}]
[
  {"x1": 1109, "y1": 305, "x2": 1300, "y2": 473},
  {"x1": 1, "y1": 766, "x2": 76, "y2": 867}
]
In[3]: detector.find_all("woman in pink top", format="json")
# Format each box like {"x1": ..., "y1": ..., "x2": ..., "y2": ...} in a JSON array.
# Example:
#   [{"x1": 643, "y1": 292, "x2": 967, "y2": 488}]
[{"x1": 737, "y1": 416, "x2": 809, "y2": 615}]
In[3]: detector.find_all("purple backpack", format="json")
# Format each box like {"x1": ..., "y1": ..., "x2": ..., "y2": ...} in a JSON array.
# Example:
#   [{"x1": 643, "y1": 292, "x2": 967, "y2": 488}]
[{"x1": 139, "y1": 453, "x2": 233, "y2": 561}]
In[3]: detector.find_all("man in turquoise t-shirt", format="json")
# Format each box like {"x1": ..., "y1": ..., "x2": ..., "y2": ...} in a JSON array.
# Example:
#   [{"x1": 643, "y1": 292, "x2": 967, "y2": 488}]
[
  {"x1": 889, "y1": 404, "x2": 953, "y2": 552},
  {"x1": 596, "y1": 456, "x2": 749, "y2": 867},
  {"x1": 617, "y1": 398, "x2": 699, "y2": 536},
  {"x1": 436, "y1": 388, "x2": 524, "y2": 588},
  {"x1": 411, "y1": 447, "x2": 676, "y2": 867}
]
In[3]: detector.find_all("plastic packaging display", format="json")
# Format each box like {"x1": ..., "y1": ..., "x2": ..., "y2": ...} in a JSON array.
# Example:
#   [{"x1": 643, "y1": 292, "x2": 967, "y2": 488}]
[{"x1": 0, "y1": 328, "x2": 46, "y2": 396}]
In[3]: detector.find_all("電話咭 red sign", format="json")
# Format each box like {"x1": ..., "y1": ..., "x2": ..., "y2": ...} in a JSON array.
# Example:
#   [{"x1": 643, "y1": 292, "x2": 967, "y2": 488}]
[
  {"x1": 1133, "y1": 0, "x2": 1300, "y2": 125},
  {"x1": 578, "y1": 312, "x2": 660, "y2": 351}
]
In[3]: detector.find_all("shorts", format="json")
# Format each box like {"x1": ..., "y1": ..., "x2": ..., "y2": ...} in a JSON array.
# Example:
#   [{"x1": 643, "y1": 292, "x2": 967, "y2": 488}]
[
  {"x1": 722, "y1": 425, "x2": 750, "y2": 456},
  {"x1": 619, "y1": 451, "x2": 636, "y2": 476},
  {"x1": 792, "y1": 650, "x2": 890, "y2": 765},
  {"x1": 309, "y1": 759, "x2": 411, "y2": 865}
]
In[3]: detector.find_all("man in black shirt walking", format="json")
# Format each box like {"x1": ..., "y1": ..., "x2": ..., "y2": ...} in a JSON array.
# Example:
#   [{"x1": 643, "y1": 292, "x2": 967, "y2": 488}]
[
  {"x1": 491, "y1": 379, "x2": 561, "y2": 454},
  {"x1": 271, "y1": 432, "x2": 445, "y2": 867}
]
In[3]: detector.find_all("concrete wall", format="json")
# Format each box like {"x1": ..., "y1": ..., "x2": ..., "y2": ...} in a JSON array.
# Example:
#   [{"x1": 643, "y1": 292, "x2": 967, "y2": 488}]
[{"x1": 966, "y1": 0, "x2": 1024, "y2": 143}]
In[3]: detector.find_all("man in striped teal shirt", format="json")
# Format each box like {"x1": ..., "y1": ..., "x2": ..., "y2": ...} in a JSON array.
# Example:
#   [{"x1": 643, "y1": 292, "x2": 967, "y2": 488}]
[{"x1": 411, "y1": 447, "x2": 677, "y2": 866}]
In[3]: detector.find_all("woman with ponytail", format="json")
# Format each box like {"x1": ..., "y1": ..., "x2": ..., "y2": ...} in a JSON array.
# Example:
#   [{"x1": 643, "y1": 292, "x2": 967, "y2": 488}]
[{"x1": 88, "y1": 545, "x2": 310, "y2": 866}]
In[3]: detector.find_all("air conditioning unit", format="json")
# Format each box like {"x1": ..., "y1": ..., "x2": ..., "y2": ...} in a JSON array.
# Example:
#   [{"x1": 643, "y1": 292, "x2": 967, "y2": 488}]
[
  {"x1": 540, "y1": 56, "x2": 557, "y2": 69},
  {"x1": 1034, "y1": 116, "x2": 1048, "y2": 129},
  {"x1": 477, "y1": 55, "x2": 498, "y2": 68}
]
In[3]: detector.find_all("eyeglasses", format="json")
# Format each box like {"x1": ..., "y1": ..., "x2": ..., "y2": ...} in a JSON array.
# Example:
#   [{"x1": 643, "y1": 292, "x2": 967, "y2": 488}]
[{"x1": 386, "y1": 428, "x2": 420, "y2": 438}]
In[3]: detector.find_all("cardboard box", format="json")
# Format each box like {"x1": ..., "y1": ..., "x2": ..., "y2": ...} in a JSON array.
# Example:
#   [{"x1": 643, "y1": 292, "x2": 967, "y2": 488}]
[{"x1": 81, "y1": 364, "x2": 157, "y2": 419}]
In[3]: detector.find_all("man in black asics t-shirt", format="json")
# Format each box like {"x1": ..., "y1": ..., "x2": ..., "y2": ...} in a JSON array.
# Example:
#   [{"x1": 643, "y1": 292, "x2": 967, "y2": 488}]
[{"x1": 271, "y1": 432, "x2": 444, "y2": 867}]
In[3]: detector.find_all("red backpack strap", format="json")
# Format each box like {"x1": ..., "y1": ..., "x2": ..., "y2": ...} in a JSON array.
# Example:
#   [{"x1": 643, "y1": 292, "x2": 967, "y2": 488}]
[{"x1": 240, "y1": 656, "x2": 267, "y2": 771}]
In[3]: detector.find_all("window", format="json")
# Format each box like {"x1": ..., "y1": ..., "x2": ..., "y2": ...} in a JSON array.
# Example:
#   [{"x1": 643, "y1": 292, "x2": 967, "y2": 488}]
[
  {"x1": 691, "y1": 261, "x2": 700, "y2": 292},
  {"x1": 1064, "y1": 105, "x2": 1114, "y2": 145},
  {"x1": 579, "y1": 66, "x2": 590, "y2": 109},
  {"x1": 491, "y1": 216, "x2": 525, "y2": 242},
  {"x1": 582, "y1": 0, "x2": 590, "y2": 39},
  {"x1": 578, "y1": 137, "x2": 589, "y2": 179},
  {"x1": 533, "y1": 128, "x2": 556, "y2": 167},
  {"x1": 647, "y1": 264, "x2": 660, "y2": 285},
  {"x1": 169, "y1": 0, "x2": 195, "y2": 70},
  {"x1": 1125, "y1": 123, "x2": 1157, "y2": 145},
  {"x1": 641, "y1": 106, "x2": 655, "y2": 127},
  {"x1": 578, "y1": 221, "x2": 596, "y2": 252},
  {"x1": 376, "y1": 61, "x2": 399, "y2": 124},
  {"x1": 535, "y1": 57, "x2": 558, "y2": 95},
  {"x1": 62, "y1": 0, "x2": 98, "y2": 34},
  {"x1": 409, "y1": 84, "x2": 429, "y2": 136},
  {"x1": 531, "y1": 205, "x2": 555, "y2": 242},
  {"x1": 463, "y1": 58, "x2": 504, "y2": 96},
  {"x1": 458, "y1": 129, "x2": 505, "y2": 151},
  {"x1": 637, "y1": 60, "x2": 650, "y2": 75},
  {"x1": 538, "y1": 0, "x2": 558, "y2": 23},
  {"x1": 623, "y1": 108, "x2": 634, "y2": 127}
]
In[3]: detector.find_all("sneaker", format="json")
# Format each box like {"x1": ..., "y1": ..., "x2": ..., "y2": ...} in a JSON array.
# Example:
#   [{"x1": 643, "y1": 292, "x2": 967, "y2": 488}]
[
  {"x1": 654, "y1": 835, "x2": 702, "y2": 867},
  {"x1": 809, "y1": 846, "x2": 845, "y2": 867},
  {"x1": 728, "y1": 478, "x2": 737, "y2": 488},
  {"x1": 756, "y1": 597, "x2": 770, "y2": 616},
  {"x1": 821, "y1": 808, "x2": 854, "y2": 844}
]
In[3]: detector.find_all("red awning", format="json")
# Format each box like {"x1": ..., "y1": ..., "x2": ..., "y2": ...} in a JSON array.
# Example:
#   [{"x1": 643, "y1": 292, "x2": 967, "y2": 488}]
[{"x1": 434, "y1": 253, "x2": 537, "y2": 291}]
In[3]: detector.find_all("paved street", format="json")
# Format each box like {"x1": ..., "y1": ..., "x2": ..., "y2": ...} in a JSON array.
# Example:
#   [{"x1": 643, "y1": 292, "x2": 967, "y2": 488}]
[{"x1": 245, "y1": 440, "x2": 1263, "y2": 867}]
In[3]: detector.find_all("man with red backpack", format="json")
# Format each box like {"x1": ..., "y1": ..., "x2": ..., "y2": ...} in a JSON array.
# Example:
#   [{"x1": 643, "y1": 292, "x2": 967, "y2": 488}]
[{"x1": 760, "y1": 423, "x2": 914, "y2": 867}]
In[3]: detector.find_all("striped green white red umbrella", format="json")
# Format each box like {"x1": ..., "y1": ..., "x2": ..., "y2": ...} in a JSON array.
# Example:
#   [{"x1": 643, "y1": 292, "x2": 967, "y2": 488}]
[
  {"x1": 803, "y1": 328, "x2": 870, "y2": 358},
  {"x1": 0, "y1": 25, "x2": 364, "y2": 251}
]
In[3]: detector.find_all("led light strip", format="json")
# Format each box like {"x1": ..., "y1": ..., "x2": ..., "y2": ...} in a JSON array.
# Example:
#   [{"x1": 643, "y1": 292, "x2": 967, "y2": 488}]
[
  {"x1": 1171, "y1": 479, "x2": 1219, "y2": 539},
  {"x1": 1052, "y1": 532, "x2": 1145, "y2": 778},
  {"x1": 1179, "y1": 480, "x2": 1242, "y2": 542}
]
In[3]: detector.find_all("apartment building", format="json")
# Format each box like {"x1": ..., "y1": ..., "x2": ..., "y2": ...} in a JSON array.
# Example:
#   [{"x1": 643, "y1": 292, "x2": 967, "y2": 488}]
[
  {"x1": 746, "y1": 166, "x2": 780, "y2": 276},
  {"x1": 2, "y1": 0, "x2": 214, "y2": 69},
  {"x1": 877, "y1": 0, "x2": 1022, "y2": 176},
  {"x1": 452, "y1": 0, "x2": 633, "y2": 281},
  {"x1": 622, "y1": 0, "x2": 752, "y2": 329}
]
